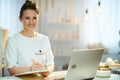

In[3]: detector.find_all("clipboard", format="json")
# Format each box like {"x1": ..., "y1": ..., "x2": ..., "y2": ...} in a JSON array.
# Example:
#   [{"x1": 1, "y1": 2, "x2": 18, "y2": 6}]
[{"x1": 14, "y1": 67, "x2": 49, "y2": 76}]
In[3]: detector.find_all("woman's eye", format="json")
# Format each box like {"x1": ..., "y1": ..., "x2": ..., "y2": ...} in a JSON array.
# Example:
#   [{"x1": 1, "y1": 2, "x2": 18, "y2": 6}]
[
  {"x1": 25, "y1": 17, "x2": 30, "y2": 19},
  {"x1": 33, "y1": 17, "x2": 37, "y2": 19}
]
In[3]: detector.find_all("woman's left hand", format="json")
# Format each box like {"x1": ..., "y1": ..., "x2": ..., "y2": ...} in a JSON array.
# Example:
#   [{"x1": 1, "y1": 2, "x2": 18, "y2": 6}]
[{"x1": 40, "y1": 71, "x2": 49, "y2": 77}]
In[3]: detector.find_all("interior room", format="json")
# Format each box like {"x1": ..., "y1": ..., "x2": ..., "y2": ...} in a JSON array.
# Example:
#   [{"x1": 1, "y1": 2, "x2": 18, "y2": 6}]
[{"x1": 0, "y1": 0, "x2": 120, "y2": 80}]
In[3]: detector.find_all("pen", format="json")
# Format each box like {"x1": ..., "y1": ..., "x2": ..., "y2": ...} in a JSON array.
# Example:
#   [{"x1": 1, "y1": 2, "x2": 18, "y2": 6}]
[
  {"x1": 31, "y1": 59, "x2": 37, "y2": 64},
  {"x1": 31, "y1": 59, "x2": 44, "y2": 68},
  {"x1": 31, "y1": 59, "x2": 48, "y2": 71}
]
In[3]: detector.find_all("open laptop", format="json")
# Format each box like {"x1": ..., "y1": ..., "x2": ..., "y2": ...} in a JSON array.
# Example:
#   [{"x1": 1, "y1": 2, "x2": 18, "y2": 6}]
[{"x1": 65, "y1": 48, "x2": 104, "y2": 80}]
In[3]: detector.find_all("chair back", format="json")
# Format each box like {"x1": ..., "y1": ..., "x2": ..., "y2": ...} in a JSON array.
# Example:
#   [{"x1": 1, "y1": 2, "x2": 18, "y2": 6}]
[{"x1": 0, "y1": 28, "x2": 9, "y2": 77}]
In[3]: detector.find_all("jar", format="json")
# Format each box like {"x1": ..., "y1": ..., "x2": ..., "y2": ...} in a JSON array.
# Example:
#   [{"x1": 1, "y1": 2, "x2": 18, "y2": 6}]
[{"x1": 110, "y1": 69, "x2": 120, "y2": 80}]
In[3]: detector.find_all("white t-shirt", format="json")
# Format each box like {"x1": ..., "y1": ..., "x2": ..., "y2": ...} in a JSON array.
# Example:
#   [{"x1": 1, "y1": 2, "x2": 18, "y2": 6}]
[{"x1": 5, "y1": 33, "x2": 54, "y2": 68}]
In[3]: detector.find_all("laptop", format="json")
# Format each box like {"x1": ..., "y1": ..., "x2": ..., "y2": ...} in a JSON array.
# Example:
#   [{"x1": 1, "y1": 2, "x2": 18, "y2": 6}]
[{"x1": 65, "y1": 48, "x2": 104, "y2": 80}]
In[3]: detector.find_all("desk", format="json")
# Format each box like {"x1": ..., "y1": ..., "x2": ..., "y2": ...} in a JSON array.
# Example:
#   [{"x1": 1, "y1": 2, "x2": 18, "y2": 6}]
[
  {"x1": 17, "y1": 71, "x2": 67, "y2": 80},
  {"x1": 1, "y1": 70, "x2": 120, "y2": 80},
  {"x1": 17, "y1": 75, "x2": 48, "y2": 80}
]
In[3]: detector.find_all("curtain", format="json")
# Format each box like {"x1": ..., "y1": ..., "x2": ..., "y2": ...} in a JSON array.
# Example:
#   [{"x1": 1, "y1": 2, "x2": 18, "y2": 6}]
[
  {"x1": 77, "y1": 0, "x2": 120, "y2": 54},
  {"x1": 0, "y1": 0, "x2": 25, "y2": 36}
]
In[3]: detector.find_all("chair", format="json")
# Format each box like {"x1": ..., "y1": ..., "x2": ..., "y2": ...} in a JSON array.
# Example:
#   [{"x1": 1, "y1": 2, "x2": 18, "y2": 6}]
[{"x1": 0, "y1": 28, "x2": 9, "y2": 77}]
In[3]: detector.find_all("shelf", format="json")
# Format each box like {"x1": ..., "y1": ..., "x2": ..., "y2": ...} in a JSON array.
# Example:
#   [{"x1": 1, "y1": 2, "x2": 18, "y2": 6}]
[
  {"x1": 42, "y1": 22, "x2": 79, "y2": 57},
  {"x1": 43, "y1": 23, "x2": 78, "y2": 31},
  {"x1": 47, "y1": 22, "x2": 78, "y2": 26}
]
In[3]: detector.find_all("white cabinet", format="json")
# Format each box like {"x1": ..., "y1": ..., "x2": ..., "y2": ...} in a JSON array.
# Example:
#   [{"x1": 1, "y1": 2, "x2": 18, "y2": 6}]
[{"x1": 42, "y1": 23, "x2": 80, "y2": 57}]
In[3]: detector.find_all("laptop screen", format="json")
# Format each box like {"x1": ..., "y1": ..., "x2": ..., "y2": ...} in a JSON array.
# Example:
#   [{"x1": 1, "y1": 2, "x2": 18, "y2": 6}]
[{"x1": 65, "y1": 48, "x2": 104, "y2": 80}]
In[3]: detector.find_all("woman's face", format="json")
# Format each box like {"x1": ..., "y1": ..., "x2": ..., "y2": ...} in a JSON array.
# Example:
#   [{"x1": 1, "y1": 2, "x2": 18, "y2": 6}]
[{"x1": 20, "y1": 9, "x2": 39, "y2": 31}]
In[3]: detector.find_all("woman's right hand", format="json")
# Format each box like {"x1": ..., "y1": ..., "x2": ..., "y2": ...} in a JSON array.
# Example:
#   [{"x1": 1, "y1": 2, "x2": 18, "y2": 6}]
[{"x1": 31, "y1": 60, "x2": 44, "y2": 70}]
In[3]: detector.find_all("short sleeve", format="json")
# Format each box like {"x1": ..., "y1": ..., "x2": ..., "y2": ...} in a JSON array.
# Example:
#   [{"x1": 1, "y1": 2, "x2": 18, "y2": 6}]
[
  {"x1": 5, "y1": 38, "x2": 18, "y2": 68},
  {"x1": 45, "y1": 37, "x2": 54, "y2": 66}
]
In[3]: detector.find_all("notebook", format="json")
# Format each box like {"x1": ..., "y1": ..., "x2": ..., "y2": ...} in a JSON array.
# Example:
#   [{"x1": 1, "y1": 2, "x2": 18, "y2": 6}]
[
  {"x1": 14, "y1": 67, "x2": 49, "y2": 76},
  {"x1": 65, "y1": 48, "x2": 104, "y2": 80}
]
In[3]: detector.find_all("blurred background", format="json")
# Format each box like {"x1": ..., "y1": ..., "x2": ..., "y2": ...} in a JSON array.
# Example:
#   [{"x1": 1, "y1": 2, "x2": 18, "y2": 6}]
[{"x1": 0, "y1": 0, "x2": 120, "y2": 71}]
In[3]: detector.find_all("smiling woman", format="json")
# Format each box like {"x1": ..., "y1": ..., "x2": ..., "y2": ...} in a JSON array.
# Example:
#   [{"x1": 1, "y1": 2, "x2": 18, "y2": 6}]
[{"x1": 5, "y1": 0, "x2": 54, "y2": 77}]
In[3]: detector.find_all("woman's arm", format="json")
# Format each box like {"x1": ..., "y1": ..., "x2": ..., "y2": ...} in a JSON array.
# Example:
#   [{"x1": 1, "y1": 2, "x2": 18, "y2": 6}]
[
  {"x1": 8, "y1": 66, "x2": 31, "y2": 75},
  {"x1": 9, "y1": 62, "x2": 44, "y2": 75}
]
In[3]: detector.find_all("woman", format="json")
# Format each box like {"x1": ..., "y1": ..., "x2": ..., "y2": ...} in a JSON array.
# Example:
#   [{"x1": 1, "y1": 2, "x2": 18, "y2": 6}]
[{"x1": 5, "y1": 0, "x2": 54, "y2": 77}]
